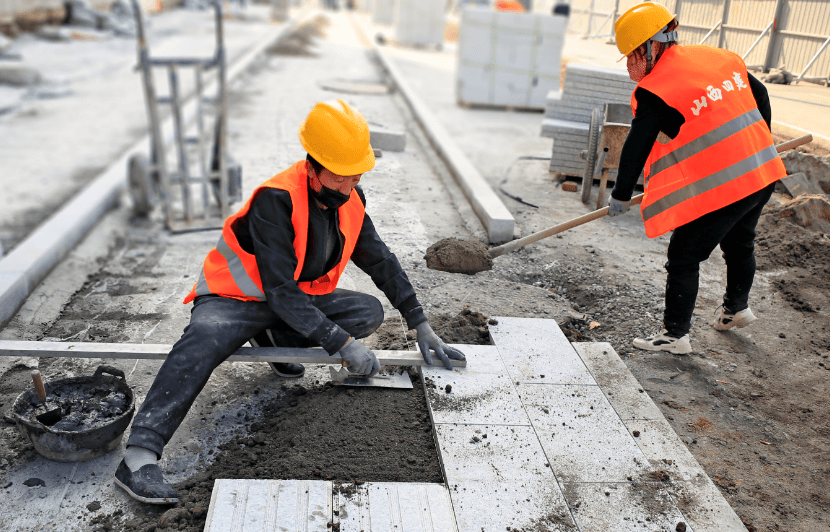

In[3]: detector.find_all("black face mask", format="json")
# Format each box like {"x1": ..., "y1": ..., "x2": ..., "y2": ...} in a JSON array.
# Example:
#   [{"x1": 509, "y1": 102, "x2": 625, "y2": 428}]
[{"x1": 313, "y1": 185, "x2": 350, "y2": 209}]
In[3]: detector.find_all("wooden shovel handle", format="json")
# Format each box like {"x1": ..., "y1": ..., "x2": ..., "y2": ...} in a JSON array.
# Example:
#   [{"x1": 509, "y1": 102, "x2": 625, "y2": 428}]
[
  {"x1": 31, "y1": 370, "x2": 47, "y2": 402},
  {"x1": 488, "y1": 134, "x2": 812, "y2": 259}
]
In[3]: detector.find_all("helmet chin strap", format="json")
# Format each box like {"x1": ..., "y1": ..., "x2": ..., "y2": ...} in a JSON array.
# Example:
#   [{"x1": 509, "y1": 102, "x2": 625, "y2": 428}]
[{"x1": 645, "y1": 23, "x2": 677, "y2": 75}]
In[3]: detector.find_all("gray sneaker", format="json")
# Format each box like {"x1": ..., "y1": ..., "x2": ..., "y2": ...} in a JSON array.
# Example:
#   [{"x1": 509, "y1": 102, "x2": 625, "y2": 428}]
[
  {"x1": 114, "y1": 459, "x2": 179, "y2": 505},
  {"x1": 713, "y1": 307, "x2": 757, "y2": 331},
  {"x1": 633, "y1": 329, "x2": 692, "y2": 354}
]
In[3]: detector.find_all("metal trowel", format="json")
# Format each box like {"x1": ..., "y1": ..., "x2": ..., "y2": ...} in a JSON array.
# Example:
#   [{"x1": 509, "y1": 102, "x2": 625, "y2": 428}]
[
  {"x1": 31, "y1": 370, "x2": 62, "y2": 426},
  {"x1": 328, "y1": 366, "x2": 413, "y2": 389}
]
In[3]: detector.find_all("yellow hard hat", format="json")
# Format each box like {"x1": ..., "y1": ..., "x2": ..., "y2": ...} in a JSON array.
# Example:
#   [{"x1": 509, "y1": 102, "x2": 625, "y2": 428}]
[
  {"x1": 615, "y1": 2, "x2": 676, "y2": 57},
  {"x1": 298, "y1": 99, "x2": 375, "y2": 176}
]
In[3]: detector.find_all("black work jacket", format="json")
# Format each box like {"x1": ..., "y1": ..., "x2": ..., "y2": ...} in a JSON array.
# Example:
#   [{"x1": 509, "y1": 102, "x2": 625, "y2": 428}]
[{"x1": 232, "y1": 185, "x2": 425, "y2": 354}]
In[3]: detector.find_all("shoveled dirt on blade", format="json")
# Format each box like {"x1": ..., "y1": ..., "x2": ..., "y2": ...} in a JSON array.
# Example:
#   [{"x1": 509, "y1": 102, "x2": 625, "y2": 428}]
[{"x1": 424, "y1": 237, "x2": 493, "y2": 275}]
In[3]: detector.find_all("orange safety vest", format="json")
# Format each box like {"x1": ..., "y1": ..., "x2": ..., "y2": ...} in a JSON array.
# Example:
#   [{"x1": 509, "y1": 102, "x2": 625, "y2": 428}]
[
  {"x1": 633, "y1": 45, "x2": 786, "y2": 238},
  {"x1": 183, "y1": 160, "x2": 365, "y2": 303}
]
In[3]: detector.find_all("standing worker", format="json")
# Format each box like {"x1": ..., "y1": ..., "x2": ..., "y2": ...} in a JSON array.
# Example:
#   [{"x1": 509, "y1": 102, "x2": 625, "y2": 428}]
[
  {"x1": 114, "y1": 99, "x2": 465, "y2": 504},
  {"x1": 606, "y1": 2, "x2": 786, "y2": 354}
]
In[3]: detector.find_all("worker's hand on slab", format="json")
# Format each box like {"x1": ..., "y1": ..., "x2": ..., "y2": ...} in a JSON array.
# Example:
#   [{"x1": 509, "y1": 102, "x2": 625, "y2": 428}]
[
  {"x1": 340, "y1": 338, "x2": 381, "y2": 377},
  {"x1": 608, "y1": 196, "x2": 630, "y2": 217},
  {"x1": 415, "y1": 321, "x2": 466, "y2": 370}
]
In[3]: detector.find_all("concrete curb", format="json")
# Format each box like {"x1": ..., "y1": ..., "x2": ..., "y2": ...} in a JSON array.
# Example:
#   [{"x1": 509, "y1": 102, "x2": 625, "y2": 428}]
[
  {"x1": 0, "y1": 18, "x2": 299, "y2": 330},
  {"x1": 370, "y1": 46, "x2": 515, "y2": 244}
]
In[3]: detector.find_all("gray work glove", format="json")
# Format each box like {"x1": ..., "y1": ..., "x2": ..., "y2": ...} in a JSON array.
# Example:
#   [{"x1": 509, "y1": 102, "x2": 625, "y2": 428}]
[
  {"x1": 608, "y1": 196, "x2": 630, "y2": 217},
  {"x1": 415, "y1": 322, "x2": 466, "y2": 370},
  {"x1": 339, "y1": 338, "x2": 381, "y2": 377}
]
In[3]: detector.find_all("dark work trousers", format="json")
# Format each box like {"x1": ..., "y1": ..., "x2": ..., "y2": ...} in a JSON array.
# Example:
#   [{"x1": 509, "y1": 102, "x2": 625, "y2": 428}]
[
  {"x1": 662, "y1": 182, "x2": 775, "y2": 337},
  {"x1": 127, "y1": 289, "x2": 383, "y2": 458}
]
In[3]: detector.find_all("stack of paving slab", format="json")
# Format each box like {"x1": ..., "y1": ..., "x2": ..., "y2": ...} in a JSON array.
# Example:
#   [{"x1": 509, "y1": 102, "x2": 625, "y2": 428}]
[
  {"x1": 456, "y1": 7, "x2": 566, "y2": 109},
  {"x1": 372, "y1": 0, "x2": 396, "y2": 25},
  {"x1": 542, "y1": 63, "x2": 636, "y2": 177},
  {"x1": 394, "y1": 0, "x2": 444, "y2": 47}
]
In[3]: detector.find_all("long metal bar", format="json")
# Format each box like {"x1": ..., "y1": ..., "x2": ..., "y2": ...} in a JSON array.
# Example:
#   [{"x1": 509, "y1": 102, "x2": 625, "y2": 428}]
[
  {"x1": 797, "y1": 35, "x2": 830, "y2": 83},
  {"x1": 699, "y1": 19, "x2": 722, "y2": 45},
  {"x1": 717, "y1": 0, "x2": 732, "y2": 50},
  {"x1": 214, "y1": 0, "x2": 230, "y2": 219},
  {"x1": 762, "y1": 0, "x2": 785, "y2": 73},
  {"x1": 195, "y1": 65, "x2": 211, "y2": 219},
  {"x1": 742, "y1": 19, "x2": 774, "y2": 61},
  {"x1": 148, "y1": 57, "x2": 219, "y2": 67},
  {"x1": 131, "y1": 0, "x2": 173, "y2": 226},
  {"x1": 0, "y1": 340, "x2": 467, "y2": 368},
  {"x1": 167, "y1": 65, "x2": 193, "y2": 223}
]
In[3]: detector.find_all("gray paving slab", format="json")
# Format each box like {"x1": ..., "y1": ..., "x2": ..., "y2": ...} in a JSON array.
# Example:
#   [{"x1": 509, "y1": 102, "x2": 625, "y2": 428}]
[
  {"x1": 571, "y1": 342, "x2": 746, "y2": 531},
  {"x1": 562, "y1": 481, "x2": 691, "y2": 532},
  {"x1": 449, "y1": 481, "x2": 576, "y2": 532},
  {"x1": 422, "y1": 345, "x2": 529, "y2": 426},
  {"x1": 489, "y1": 316, "x2": 594, "y2": 384},
  {"x1": 433, "y1": 424, "x2": 576, "y2": 532},
  {"x1": 572, "y1": 343, "x2": 664, "y2": 421},
  {"x1": 540, "y1": 118, "x2": 590, "y2": 131},
  {"x1": 662, "y1": 478, "x2": 747, "y2": 532},
  {"x1": 334, "y1": 482, "x2": 458, "y2": 532},
  {"x1": 434, "y1": 424, "x2": 549, "y2": 483},
  {"x1": 520, "y1": 384, "x2": 652, "y2": 483},
  {"x1": 204, "y1": 479, "x2": 332, "y2": 532}
]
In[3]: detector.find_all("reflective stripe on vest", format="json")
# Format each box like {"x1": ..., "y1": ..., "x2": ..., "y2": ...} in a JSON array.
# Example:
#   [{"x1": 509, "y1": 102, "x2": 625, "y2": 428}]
[
  {"x1": 632, "y1": 46, "x2": 786, "y2": 238},
  {"x1": 183, "y1": 160, "x2": 365, "y2": 303}
]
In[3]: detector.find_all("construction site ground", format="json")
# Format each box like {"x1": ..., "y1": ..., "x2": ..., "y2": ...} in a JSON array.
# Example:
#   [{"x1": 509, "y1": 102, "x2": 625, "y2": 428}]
[{"x1": 1, "y1": 4, "x2": 829, "y2": 532}]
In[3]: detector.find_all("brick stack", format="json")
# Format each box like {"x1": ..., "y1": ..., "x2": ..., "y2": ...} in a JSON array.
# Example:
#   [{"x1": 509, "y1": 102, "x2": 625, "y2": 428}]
[{"x1": 541, "y1": 63, "x2": 636, "y2": 177}]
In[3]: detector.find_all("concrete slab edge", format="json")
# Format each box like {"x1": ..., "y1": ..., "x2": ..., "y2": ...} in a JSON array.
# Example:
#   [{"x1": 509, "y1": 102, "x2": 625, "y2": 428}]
[
  {"x1": 371, "y1": 46, "x2": 515, "y2": 244},
  {"x1": 572, "y1": 342, "x2": 746, "y2": 531},
  {"x1": 0, "y1": 17, "x2": 305, "y2": 331}
]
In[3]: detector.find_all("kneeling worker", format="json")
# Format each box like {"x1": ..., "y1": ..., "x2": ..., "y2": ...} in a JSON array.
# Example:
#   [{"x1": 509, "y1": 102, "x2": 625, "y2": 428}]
[
  {"x1": 607, "y1": 3, "x2": 787, "y2": 354},
  {"x1": 114, "y1": 99, "x2": 465, "y2": 503}
]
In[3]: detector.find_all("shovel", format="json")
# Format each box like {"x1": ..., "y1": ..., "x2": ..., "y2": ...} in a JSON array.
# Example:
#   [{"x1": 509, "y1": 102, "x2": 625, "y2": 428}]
[
  {"x1": 426, "y1": 134, "x2": 813, "y2": 274},
  {"x1": 31, "y1": 370, "x2": 63, "y2": 426}
]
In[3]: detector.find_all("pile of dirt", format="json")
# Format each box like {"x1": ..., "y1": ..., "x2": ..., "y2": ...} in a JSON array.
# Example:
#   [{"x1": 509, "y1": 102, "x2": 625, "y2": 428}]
[
  {"x1": 266, "y1": 15, "x2": 330, "y2": 56},
  {"x1": 371, "y1": 308, "x2": 494, "y2": 350},
  {"x1": 424, "y1": 237, "x2": 493, "y2": 275},
  {"x1": 756, "y1": 208, "x2": 830, "y2": 312},
  {"x1": 96, "y1": 380, "x2": 440, "y2": 532}
]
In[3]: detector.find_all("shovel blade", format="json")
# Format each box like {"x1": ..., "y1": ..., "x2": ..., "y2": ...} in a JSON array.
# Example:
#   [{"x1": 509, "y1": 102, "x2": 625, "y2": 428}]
[
  {"x1": 328, "y1": 366, "x2": 413, "y2": 389},
  {"x1": 36, "y1": 407, "x2": 62, "y2": 427}
]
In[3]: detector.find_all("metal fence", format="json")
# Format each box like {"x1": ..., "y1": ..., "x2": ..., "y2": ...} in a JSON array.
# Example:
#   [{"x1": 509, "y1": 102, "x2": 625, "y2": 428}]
[
  {"x1": 0, "y1": 0, "x2": 63, "y2": 18},
  {"x1": 566, "y1": 0, "x2": 830, "y2": 84}
]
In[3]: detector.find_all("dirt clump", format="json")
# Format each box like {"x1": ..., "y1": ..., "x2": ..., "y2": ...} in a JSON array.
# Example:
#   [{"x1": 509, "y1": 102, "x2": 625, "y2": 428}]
[
  {"x1": 371, "y1": 308, "x2": 493, "y2": 350},
  {"x1": 424, "y1": 237, "x2": 493, "y2": 275},
  {"x1": 766, "y1": 194, "x2": 830, "y2": 234}
]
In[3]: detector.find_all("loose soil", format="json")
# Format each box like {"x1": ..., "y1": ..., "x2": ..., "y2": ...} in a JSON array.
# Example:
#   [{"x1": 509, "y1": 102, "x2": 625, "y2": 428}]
[
  {"x1": 424, "y1": 237, "x2": 493, "y2": 275},
  {"x1": 88, "y1": 377, "x2": 442, "y2": 532}
]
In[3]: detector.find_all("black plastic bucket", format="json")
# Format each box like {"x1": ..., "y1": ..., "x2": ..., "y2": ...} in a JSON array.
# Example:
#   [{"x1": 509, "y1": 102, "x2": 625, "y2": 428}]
[{"x1": 12, "y1": 365, "x2": 135, "y2": 462}]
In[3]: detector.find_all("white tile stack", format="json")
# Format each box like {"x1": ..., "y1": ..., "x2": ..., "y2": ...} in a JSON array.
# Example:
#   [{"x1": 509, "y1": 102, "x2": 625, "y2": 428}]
[
  {"x1": 541, "y1": 63, "x2": 636, "y2": 176},
  {"x1": 395, "y1": 0, "x2": 444, "y2": 47},
  {"x1": 372, "y1": 0, "x2": 396, "y2": 25},
  {"x1": 456, "y1": 7, "x2": 566, "y2": 109}
]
